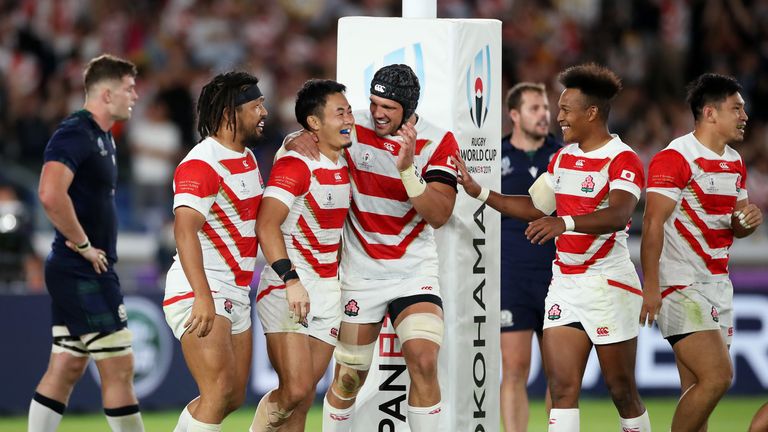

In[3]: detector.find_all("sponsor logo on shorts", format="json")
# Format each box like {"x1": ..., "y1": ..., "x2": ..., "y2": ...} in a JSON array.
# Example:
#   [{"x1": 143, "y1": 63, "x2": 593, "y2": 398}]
[
  {"x1": 623, "y1": 428, "x2": 640, "y2": 432},
  {"x1": 330, "y1": 413, "x2": 350, "y2": 421},
  {"x1": 330, "y1": 327, "x2": 338, "y2": 338},
  {"x1": 711, "y1": 306, "x2": 719, "y2": 323},
  {"x1": 421, "y1": 285, "x2": 433, "y2": 291},
  {"x1": 428, "y1": 407, "x2": 442, "y2": 415},
  {"x1": 500, "y1": 309, "x2": 514, "y2": 327},
  {"x1": 728, "y1": 327, "x2": 734, "y2": 336},
  {"x1": 118, "y1": 304, "x2": 128, "y2": 322},
  {"x1": 581, "y1": 175, "x2": 595, "y2": 193},
  {"x1": 344, "y1": 300, "x2": 360, "y2": 317},
  {"x1": 596, "y1": 326, "x2": 610, "y2": 337},
  {"x1": 547, "y1": 304, "x2": 562, "y2": 320},
  {"x1": 224, "y1": 299, "x2": 233, "y2": 314}
]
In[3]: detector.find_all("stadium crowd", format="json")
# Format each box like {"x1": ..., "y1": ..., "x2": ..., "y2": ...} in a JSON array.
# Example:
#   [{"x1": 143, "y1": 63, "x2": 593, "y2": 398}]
[{"x1": 0, "y1": 0, "x2": 767, "y2": 291}]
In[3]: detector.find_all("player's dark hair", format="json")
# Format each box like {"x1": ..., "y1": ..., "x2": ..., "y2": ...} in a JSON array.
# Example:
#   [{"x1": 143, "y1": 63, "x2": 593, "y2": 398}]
[
  {"x1": 295, "y1": 79, "x2": 347, "y2": 130},
  {"x1": 196, "y1": 71, "x2": 261, "y2": 140},
  {"x1": 686, "y1": 73, "x2": 742, "y2": 122},
  {"x1": 506, "y1": 82, "x2": 546, "y2": 111},
  {"x1": 558, "y1": 63, "x2": 622, "y2": 120},
  {"x1": 83, "y1": 54, "x2": 137, "y2": 92}
]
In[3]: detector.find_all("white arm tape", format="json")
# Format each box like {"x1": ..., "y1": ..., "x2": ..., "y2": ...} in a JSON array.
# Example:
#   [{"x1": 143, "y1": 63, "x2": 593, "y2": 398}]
[
  {"x1": 476, "y1": 187, "x2": 490, "y2": 202},
  {"x1": 399, "y1": 164, "x2": 427, "y2": 198},
  {"x1": 528, "y1": 174, "x2": 556, "y2": 214},
  {"x1": 561, "y1": 215, "x2": 575, "y2": 232}
]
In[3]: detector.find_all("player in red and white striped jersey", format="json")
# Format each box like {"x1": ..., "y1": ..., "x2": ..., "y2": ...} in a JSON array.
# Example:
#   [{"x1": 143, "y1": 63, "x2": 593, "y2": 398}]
[
  {"x1": 456, "y1": 64, "x2": 650, "y2": 432},
  {"x1": 249, "y1": 79, "x2": 353, "y2": 432},
  {"x1": 286, "y1": 65, "x2": 458, "y2": 432},
  {"x1": 641, "y1": 73, "x2": 762, "y2": 432},
  {"x1": 163, "y1": 72, "x2": 268, "y2": 432}
]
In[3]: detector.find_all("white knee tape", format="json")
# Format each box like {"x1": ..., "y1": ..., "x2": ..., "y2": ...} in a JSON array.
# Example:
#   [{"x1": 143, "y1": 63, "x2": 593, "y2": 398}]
[
  {"x1": 51, "y1": 326, "x2": 89, "y2": 357},
  {"x1": 334, "y1": 341, "x2": 376, "y2": 371},
  {"x1": 82, "y1": 328, "x2": 133, "y2": 360},
  {"x1": 395, "y1": 313, "x2": 444, "y2": 345}
]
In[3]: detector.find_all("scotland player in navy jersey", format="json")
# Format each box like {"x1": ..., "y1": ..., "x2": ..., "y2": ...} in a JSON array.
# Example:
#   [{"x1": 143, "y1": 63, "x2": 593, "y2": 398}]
[
  {"x1": 30, "y1": 54, "x2": 143, "y2": 432},
  {"x1": 498, "y1": 83, "x2": 560, "y2": 432}
]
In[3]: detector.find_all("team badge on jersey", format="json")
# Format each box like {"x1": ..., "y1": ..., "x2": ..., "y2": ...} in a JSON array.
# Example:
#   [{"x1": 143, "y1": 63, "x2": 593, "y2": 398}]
[
  {"x1": 344, "y1": 300, "x2": 360, "y2": 317},
  {"x1": 547, "y1": 304, "x2": 562, "y2": 320},
  {"x1": 224, "y1": 299, "x2": 233, "y2": 314},
  {"x1": 711, "y1": 306, "x2": 719, "y2": 323},
  {"x1": 581, "y1": 175, "x2": 595, "y2": 193}
]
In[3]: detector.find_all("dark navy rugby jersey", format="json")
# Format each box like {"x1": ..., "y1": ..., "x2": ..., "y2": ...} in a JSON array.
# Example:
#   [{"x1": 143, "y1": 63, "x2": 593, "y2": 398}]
[
  {"x1": 500, "y1": 133, "x2": 561, "y2": 272},
  {"x1": 43, "y1": 110, "x2": 118, "y2": 266}
]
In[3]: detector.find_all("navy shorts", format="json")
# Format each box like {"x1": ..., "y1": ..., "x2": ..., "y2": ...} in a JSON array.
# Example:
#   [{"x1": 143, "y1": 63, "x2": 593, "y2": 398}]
[
  {"x1": 45, "y1": 258, "x2": 127, "y2": 337},
  {"x1": 500, "y1": 270, "x2": 551, "y2": 334}
]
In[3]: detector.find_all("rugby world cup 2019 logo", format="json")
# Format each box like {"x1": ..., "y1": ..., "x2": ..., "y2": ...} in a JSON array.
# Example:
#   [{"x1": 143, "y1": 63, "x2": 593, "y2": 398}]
[
  {"x1": 466, "y1": 45, "x2": 492, "y2": 129},
  {"x1": 363, "y1": 43, "x2": 425, "y2": 105}
]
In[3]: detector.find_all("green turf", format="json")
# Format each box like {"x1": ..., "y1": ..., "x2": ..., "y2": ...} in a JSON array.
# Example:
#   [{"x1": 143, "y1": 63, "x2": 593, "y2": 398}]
[{"x1": 3, "y1": 396, "x2": 763, "y2": 431}]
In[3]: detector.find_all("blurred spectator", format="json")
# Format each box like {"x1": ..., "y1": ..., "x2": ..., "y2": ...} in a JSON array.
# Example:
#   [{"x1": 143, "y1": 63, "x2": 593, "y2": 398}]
[{"x1": 0, "y1": 182, "x2": 43, "y2": 293}]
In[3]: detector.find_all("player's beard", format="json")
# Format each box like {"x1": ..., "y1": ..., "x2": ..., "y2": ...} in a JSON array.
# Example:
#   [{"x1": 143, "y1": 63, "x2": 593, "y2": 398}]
[{"x1": 239, "y1": 122, "x2": 264, "y2": 148}]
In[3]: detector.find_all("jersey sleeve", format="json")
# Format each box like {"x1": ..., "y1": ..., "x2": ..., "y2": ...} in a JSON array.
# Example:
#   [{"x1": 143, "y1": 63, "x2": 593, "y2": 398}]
[
  {"x1": 43, "y1": 126, "x2": 92, "y2": 174},
  {"x1": 173, "y1": 159, "x2": 220, "y2": 216},
  {"x1": 737, "y1": 160, "x2": 749, "y2": 201},
  {"x1": 608, "y1": 151, "x2": 645, "y2": 199},
  {"x1": 647, "y1": 149, "x2": 691, "y2": 202},
  {"x1": 423, "y1": 132, "x2": 459, "y2": 189},
  {"x1": 264, "y1": 155, "x2": 311, "y2": 208}
]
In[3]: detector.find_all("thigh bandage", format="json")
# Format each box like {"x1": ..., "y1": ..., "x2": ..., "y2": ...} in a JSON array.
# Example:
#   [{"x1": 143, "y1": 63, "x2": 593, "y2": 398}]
[
  {"x1": 82, "y1": 328, "x2": 133, "y2": 360},
  {"x1": 395, "y1": 313, "x2": 444, "y2": 346},
  {"x1": 51, "y1": 325, "x2": 89, "y2": 357}
]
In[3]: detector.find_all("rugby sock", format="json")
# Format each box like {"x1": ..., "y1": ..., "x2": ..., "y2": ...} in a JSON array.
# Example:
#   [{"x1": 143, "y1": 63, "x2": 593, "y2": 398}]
[
  {"x1": 29, "y1": 392, "x2": 65, "y2": 432},
  {"x1": 548, "y1": 408, "x2": 579, "y2": 432},
  {"x1": 407, "y1": 402, "x2": 442, "y2": 431},
  {"x1": 104, "y1": 404, "x2": 144, "y2": 432},
  {"x1": 620, "y1": 410, "x2": 651, "y2": 432},
  {"x1": 173, "y1": 397, "x2": 198, "y2": 432},
  {"x1": 322, "y1": 396, "x2": 354, "y2": 432},
  {"x1": 187, "y1": 415, "x2": 221, "y2": 432}
]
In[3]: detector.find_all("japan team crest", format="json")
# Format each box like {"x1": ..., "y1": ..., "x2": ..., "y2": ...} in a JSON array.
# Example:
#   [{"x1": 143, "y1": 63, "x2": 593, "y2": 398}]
[
  {"x1": 711, "y1": 306, "x2": 719, "y2": 323},
  {"x1": 344, "y1": 300, "x2": 360, "y2": 317},
  {"x1": 581, "y1": 175, "x2": 595, "y2": 193},
  {"x1": 547, "y1": 304, "x2": 562, "y2": 320},
  {"x1": 224, "y1": 299, "x2": 233, "y2": 314}
]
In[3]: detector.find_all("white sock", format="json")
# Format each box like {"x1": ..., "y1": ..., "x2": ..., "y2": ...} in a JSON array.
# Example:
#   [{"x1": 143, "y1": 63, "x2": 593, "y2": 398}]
[
  {"x1": 407, "y1": 402, "x2": 442, "y2": 431},
  {"x1": 104, "y1": 405, "x2": 144, "y2": 432},
  {"x1": 322, "y1": 396, "x2": 354, "y2": 432},
  {"x1": 620, "y1": 410, "x2": 651, "y2": 432},
  {"x1": 549, "y1": 408, "x2": 579, "y2": 432},
  {"x1": 28, "y1": 393, "x2": 65, "y2": 432},
  {"x1": 174, "y1": 397, "x2": 199, "y2": 432},
  {"x1": 187, "y1": 416, "x2": 221, "y2": 432}
]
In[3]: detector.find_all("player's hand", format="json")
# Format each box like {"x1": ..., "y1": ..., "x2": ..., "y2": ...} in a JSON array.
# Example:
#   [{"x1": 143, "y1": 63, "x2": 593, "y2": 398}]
[
  {"x1": 285, "y1": 129, "x2": 320, "y2": 160},
  {"x1": 185, "y1": 294, "x2": 216, "y2": 338},
  {"x1": 525, "y1": 216, "x2": 565, "y2": 244},
  {"x1": 451, "y1": 151, "x2": 482, "y2": 198},
  {"x1": 733, "y1": 204, "x2": 763, "y2": 231},
  {"x1": 65, "y1": 240, "x2": 108, "y2": 274},
  {"x1": 286, "y1": 279, "x2": 310, "y2": 324},
  {"x1": 639, "y1": 284, "x2": 662, "y2": 327},
  {"x1": 395, "y1": 118, "x2": 417, "y2": 171}
]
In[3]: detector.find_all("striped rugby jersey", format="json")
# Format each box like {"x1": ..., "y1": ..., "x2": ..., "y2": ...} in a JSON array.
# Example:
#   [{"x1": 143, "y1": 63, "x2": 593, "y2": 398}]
[
  {"x1": 547, "y1": 135, "x2": 644, "y2": 277},
  {"x1": 168, "y1": 137, "x2": 263, "y2": 291},
  {"x1": 341, "y1": 110, "x2": 459, "y2": 279},
  {"x1": 261, "y1": 151, "x2": 350, "y2": 280},
  {"x1": 647, "y1": 132, "x2": 748, "y2": 286}
]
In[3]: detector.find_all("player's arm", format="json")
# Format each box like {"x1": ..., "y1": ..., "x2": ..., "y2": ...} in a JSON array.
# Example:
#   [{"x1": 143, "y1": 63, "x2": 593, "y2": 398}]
[
  {"x1": 281, "y1": 130, "x2": 320, "y2": 161},
  {"x1": 639, "y1": 192, "x2": 677, "y2": 327},
  {"x1": 256, "y1": 198, "x2": 309, "y2": 323},
  {"x1": 453, "y1": 151, "x2": 546, "y2": 221},
  {"x1": 174, "y1": 206, "x2": 216, "y2": 338},
  {"x1": 38, "y1": 161, "x2": 108, "y2": 273}
]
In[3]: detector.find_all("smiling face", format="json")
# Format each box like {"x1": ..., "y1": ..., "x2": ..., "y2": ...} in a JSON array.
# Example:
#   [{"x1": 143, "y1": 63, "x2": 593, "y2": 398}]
[
  {"x1": 556, "y1": 88, "x2": 594, "y2": 144},
  {"x1": 311, "y1": 92, "x2": 354, "y2": 152},
  {"x1": 106, "y1": 75, "x2": 138, "y2": 121},
  {"x1": 235, "y1": 96, "x2": 268, "y2": 142},
  {"x1": 369, "y1": 94, "x2": 404, "y2": 137},
  {"x1": 711, "y1": 92, "x2": 748, "y2": 144}
]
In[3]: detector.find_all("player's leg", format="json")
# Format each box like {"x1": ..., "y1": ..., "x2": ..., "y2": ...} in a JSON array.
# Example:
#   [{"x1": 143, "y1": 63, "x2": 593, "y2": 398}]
[
  {"x1": 280, "y1": 336, "x2": 335, "y2": 432},
  {"x1": 181, "y1": 315, "x2": 239, "y2": 430},
  {"x1": 29, "y1": 347, "x2": 89, "y2": 432},
  {"x1": 323, "y1": 321, "x2": 381, "y2": 432},
  {"x1": 501, "y1": 330, "x2": 534, "y2": 432},
  {"x1": 670, "y1": 330, "x2": 732, "y2": 432},
  {"x1": 749, "y1": 402, "x2": 768, "y2": 432},
  {"x1": 542, "y1": 325, "x2": 592, "y2": 432},
  {"x1": 595, "y1": 338, "x2": 649, "y2": 430}
]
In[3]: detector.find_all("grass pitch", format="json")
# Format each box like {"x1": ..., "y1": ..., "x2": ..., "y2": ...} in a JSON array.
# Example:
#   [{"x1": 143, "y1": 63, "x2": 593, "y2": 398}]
[{"x1": 3, "y1": 396, "x2": 763, "y2": 431}]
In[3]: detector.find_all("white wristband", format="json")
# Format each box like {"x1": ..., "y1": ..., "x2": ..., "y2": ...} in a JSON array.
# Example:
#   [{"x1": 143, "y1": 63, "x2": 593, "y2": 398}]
[
  {"x1": 561, "y1": 215, "x2": 575, "y2": 232},
  {"x1": 476, "y1": 187, "x2": 490, "y2": 202},
  {"x1": 399, "y1": 164, "x2": 427, "y2": 198}
]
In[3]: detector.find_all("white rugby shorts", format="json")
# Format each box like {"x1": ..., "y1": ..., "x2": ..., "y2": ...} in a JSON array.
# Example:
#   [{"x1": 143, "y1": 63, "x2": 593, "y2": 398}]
[
  {"x1": 658, "y1": 279, "x2": 733, "y2": 345},
  {"x1": 339, "y1": 275, "x2": 441, "y2": 324},
  {"x1": 543, "y1": 272, "x2": 643, "y2": 344}
]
